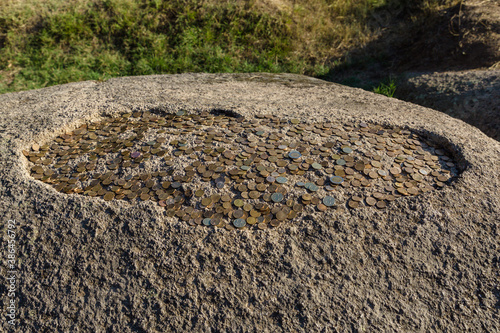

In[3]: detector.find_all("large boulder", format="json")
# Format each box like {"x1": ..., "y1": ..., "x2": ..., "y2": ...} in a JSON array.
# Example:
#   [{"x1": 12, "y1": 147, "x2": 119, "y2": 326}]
[{"x1": 0, "y1": 73, "x2": 498, "y2": 332}]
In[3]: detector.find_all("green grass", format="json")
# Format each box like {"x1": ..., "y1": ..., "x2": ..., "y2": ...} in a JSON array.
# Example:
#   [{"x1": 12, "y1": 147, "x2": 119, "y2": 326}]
[
  {"x1": 373, "y1": 77, "x2": 397, "y2": 97},
  {"x1": 0, "y1": 0, "x2": 460, "y2": 94}
]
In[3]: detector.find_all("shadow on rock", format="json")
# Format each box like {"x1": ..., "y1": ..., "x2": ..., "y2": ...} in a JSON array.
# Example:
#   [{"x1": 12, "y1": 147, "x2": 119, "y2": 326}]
[{"x1": 397, "y1": 70, "x2": 499, "y2": 141}]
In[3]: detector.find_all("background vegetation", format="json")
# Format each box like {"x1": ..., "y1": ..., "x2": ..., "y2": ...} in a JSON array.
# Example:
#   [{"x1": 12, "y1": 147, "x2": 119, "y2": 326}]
[{"x1": 0, "y1": 0, "x2": 460, "y2": 94}]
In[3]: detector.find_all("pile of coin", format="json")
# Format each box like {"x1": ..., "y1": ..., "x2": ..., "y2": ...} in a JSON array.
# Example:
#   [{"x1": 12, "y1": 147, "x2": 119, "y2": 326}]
[{"x1": 24, "y1": 110, "x2": 457, "y2": 230}]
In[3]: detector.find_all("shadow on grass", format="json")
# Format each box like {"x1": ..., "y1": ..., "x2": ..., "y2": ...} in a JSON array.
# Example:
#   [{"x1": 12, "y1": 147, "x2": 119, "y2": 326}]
[
  {"x1": 316, "y1": 1, "x2": 500, "y2": 140},
  {"x1": 319, "y1": 1, "x2": 499, "y2": 92}
]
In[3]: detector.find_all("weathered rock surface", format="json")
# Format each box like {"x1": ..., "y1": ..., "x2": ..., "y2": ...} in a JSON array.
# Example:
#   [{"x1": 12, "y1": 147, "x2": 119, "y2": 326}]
[
  {"x1": 397, "y1": 69, "x2": 500, "y2": 141},
  {"x1": 0, "y1": 73, "x2": 498, "y2": 332}
]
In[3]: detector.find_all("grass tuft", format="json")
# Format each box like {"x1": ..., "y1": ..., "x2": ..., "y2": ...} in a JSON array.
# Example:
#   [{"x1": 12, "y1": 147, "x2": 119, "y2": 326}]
[{"x1": 373, "y1": 77, "x2": 397, "y2": 97}]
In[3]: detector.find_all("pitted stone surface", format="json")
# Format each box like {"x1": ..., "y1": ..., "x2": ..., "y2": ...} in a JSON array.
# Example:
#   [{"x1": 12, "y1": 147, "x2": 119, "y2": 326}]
[{"x1": 0, "y1": 73, "x2": 498, "y2": 332}]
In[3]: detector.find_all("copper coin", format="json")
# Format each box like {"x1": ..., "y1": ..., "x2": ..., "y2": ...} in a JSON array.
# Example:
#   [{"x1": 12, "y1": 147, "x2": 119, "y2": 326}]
[
  {"x1": 390, "y1": 167, "x2": 401, "y2": 175},
  {"x1": 249, "y1": 191, "x2": 260, "y2": 199},
  {"x1": 437, "y1": 175, "x2": 449, "y2": 182},
  {"x1": 250, "y1": 209, "x2": 261, "y2": 217},
  {"x1": 275, "y1": 210, "x2": 287, "y2": 221},
  {"x1": 270, "y1": 220, "x2": 280, "y2": 227},
  {"x1": 302, "y1": 194, "x2": 312, "y2": 201},
  {"x1": 348, "y1": 200, "x2": 359, "y2": 208},
  {"x1": 317, "y1": 204, "x2": 327, "y2": 212},
  {"x1": 103, "y1": 192, "x2": 115, "y2": 201},
  {"x1": 201, "y1": 198, "x2": 212, "y2": 207},
  {"x1": 257, "y1": 222, "x2": 268, "y2": 230},
  {"x1": 233, "y1": 210, "x2": 245, "y2": 219},
  {"x1": 355, "y1": 162, "x2": 365, "y2": 171},
  {"x1": 243, "y1": 203, "x2": 253, "y2": 212},
  {"x1": 256, "y1": 184, "x2": 267, "y2": 192},
  {"x1": 397, "y1": 187, "x2": 408, "y2": 195},
  {"x1": 366, "y1": 197, "x2": 377, "y2": 206},
  {"x1": 407, "y1": 187, "x2": 419, "y2": 195}
]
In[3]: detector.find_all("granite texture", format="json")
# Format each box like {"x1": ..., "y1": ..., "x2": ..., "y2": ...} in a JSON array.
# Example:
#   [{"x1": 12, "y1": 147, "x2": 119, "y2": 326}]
[{"x1": 0, "y1": 73, "x2": 498, "y2": 332}]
